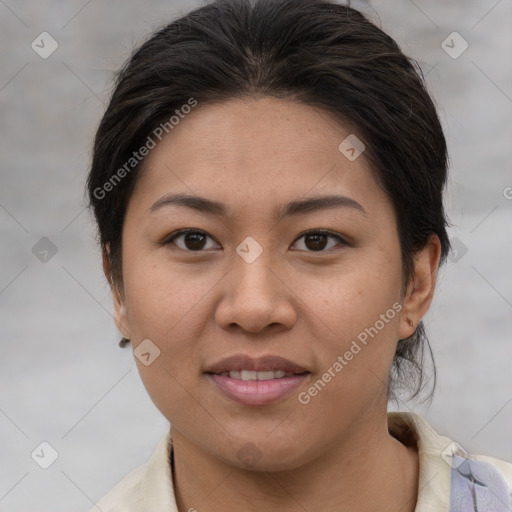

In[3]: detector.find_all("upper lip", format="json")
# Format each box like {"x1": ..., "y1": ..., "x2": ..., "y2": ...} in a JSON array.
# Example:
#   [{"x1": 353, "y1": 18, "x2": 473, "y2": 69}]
[{"x1": 205, "y1": 354, "x2": 309, "y2": 374}]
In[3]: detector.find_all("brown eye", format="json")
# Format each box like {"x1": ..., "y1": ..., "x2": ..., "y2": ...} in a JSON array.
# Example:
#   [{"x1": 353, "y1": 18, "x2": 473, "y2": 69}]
[
  {"x1": 292, "y1": 230, "x2": 346, "y2": 252},
  {"x1": 164, "y1": 229, "x2": 220, "y2": 251}
]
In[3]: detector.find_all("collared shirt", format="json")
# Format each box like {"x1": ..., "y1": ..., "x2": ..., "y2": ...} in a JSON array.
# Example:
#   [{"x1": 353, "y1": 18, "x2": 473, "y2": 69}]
[{"x1": 90, "y1": 412, "x2": 512, "y2": 511}]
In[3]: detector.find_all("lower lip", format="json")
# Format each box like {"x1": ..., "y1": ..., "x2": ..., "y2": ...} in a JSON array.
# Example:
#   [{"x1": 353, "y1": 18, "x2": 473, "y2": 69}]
[{"x1": 207, "y1": 373, "x2": 309, "y2": 406}]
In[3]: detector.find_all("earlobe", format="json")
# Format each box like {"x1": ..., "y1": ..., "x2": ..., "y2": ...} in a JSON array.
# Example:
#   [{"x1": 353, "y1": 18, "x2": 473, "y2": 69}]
[
  {"x1": 398, "y1": 234, "x2": 442, "y2": 339},
  {"x1": 102, "y1": 245, "x2": 131, "y2": 340}
]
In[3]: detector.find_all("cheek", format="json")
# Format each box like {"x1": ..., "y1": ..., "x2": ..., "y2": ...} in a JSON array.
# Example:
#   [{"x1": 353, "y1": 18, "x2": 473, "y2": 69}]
[
  {"x1": 121, "y1": 250, "x2": 219, "y2": 399},
  {"x1": 123, "y1": 245, "x2": 219, "y2": 335},
  {"x1": 299, "y1": 248, "x2": 403, "y2": 388},
  {"x1": 306, "y1": 247, "x2": 402, "y2": 331},
  {"x1": 125, "y1": 277, "x2": 215, "y2": 427}
]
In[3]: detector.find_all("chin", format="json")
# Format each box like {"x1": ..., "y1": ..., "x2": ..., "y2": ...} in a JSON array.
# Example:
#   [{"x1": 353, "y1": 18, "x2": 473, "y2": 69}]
[
  {"x1": 229, "y1": 450, "x2": 307, "y2": 473},
  {"x1": 218, "y1": 433, "x2": 311, "y2": 473}
]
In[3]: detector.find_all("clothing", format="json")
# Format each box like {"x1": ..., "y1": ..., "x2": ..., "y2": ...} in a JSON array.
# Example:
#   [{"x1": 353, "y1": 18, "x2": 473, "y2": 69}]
[{"x1": 90, "y1": 412, "x2": 512, "y2": 511}]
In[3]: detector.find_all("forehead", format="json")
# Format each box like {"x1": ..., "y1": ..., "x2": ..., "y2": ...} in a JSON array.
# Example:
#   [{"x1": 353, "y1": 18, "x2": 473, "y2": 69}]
[
  {"x1": 126, "y1": 96, "x2": 388, "y2": 221},
  {"x1": 145, "y1": 96, "x2": 357, "y2": 166}
]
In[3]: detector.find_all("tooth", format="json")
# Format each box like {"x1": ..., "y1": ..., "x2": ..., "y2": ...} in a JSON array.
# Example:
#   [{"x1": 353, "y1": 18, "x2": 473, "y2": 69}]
[
  {"x1": 256, "y1": 371, "x2": 275, "y2": 381},
  {"x1": 224, "y1": 370, "x2": 294, "y2": 380},
  {"x1": 240, "y1": 370, "x2": 258, "y2": 381}
]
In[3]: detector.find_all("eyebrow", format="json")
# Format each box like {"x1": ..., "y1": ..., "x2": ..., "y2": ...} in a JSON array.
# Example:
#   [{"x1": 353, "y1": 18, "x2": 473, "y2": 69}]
[{"x1": 149, "y1": 192, "x2": 367, "y2": 220}]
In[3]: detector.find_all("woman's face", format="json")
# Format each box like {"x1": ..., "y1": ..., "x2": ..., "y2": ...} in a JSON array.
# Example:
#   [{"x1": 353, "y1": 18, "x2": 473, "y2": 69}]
[{"x1": 110, "y1": 96, "x2": 433, "y2": 470}]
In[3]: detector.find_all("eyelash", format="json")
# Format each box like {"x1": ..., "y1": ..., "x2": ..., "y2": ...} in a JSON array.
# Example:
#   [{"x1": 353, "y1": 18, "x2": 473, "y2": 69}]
[{"x1": 161, "y1": 228, "x2": 349, "y2": 253}]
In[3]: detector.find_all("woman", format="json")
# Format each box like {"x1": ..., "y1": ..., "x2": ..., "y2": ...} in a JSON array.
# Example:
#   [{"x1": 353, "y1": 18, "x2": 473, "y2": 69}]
[{"x1": 86, "y1": 0, "x2": 512, "y2": 510}]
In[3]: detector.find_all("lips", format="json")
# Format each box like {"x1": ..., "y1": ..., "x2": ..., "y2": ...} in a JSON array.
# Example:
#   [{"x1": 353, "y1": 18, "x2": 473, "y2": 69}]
[
  {"x1": 205, "y1": 354, "x2": 310, "y2": 405},
  {"x1": 205, "y1": 354, "x2": 309, "y2": 375},
  {"x1": 208, "y1": 373, "x2": 309, "y2": 405}
]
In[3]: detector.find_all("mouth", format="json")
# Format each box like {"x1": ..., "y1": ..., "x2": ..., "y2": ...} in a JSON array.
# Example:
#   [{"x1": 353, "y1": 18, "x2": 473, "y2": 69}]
[
  {"x1": 212, "y1": 369, "x2": 309, "y2": 380},
  {"x1": 205, "y1": 354, "x2": 310, "y2": 405},
  {"x1": 205, "y1": 353, "x2": 309, "y2": 375}
]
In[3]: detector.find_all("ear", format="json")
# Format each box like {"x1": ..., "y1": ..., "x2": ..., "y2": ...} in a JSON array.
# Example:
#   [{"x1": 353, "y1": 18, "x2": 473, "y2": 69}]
[
  {"x1": 398, "y1": 234, "x2": 442, "y2": 339},
  {"x1": 102, "y1": 244, "x2": 131, "y2": 339}
]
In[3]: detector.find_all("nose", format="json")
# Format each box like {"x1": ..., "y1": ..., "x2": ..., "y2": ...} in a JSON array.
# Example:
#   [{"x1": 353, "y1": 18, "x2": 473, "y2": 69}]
[{"x1": 215, "y1": 253, "x2": 297, "y2": 334}]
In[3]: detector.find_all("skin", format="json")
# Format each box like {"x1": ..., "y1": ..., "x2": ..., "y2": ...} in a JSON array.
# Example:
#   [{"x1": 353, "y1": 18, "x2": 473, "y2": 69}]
[{"x1": 104, "y1": 96, "x2": 441, "y2": 512}]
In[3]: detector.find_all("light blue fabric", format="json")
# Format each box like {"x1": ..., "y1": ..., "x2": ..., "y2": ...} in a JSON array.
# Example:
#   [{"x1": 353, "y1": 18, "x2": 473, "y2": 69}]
[{"x1": 449, "y1": 455, "x2": 512, "y2": 511}]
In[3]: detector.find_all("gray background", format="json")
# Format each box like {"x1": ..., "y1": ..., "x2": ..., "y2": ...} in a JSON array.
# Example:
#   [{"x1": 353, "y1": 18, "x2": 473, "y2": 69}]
[{"x1": 0, "y1": 0, "x2": 511, "y2": 510}]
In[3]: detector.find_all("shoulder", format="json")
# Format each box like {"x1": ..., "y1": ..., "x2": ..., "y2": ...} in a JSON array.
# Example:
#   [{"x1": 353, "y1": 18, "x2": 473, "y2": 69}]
[
  {"x1": 465, "y1": 452, "x2": 512, "y2": 494},
  {"x1": 473, "y1": 453, "x2": 512, "y2": 484},
  {"x1": 449, "y1": 453, "x2": 512, "y2": 511},
  {"x1": 88, "y1": 431, "x2": 177, "y2": 512},
  {"x1": 89, "y1": 464, "x2": 146, "y2": 512},
  {"x1": 388, "y1": 411, "x2": 512, "y2": 511}
]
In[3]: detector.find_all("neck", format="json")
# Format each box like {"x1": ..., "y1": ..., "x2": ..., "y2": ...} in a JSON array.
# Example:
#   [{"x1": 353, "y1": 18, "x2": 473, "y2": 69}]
[{"x1": 171, "y1": 412, "x2": 419, "y2": 512}]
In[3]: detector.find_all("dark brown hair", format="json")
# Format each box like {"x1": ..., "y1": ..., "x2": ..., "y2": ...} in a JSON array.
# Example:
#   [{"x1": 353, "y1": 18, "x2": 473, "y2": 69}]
[{"x1": 86, "y1": 0, "x2": 450, "y2": 401}]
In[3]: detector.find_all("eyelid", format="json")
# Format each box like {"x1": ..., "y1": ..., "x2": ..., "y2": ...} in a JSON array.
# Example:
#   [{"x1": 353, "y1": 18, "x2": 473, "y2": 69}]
[
  {"x1": 291, "y1": 229, "x2": 349, "y2": 251},
  {"x1": 161, "y1": 228, "x2": 349, "y2": 251},
  {"x1": 161, "y1": 228, "x2": 220, "y2": 249}
]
